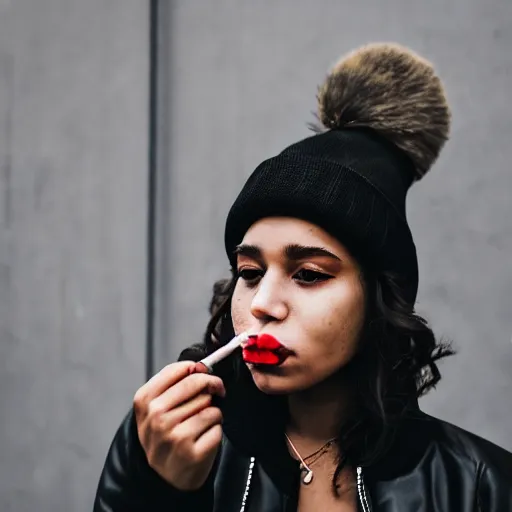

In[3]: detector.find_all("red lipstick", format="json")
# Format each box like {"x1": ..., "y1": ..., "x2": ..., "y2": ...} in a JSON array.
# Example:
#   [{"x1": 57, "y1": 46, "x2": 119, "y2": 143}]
[{"x1": 242, "y1": 333, "x2": 293, "y2": 366}]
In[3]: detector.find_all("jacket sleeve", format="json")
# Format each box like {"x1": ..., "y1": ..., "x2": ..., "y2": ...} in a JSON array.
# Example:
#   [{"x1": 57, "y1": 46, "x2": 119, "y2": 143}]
[
  {"x1": 476, "y1": 452, "x2": 512, "y2": 511},
  {"x1": 93, "y1": 408, "x2": 215, "y2": 512}
]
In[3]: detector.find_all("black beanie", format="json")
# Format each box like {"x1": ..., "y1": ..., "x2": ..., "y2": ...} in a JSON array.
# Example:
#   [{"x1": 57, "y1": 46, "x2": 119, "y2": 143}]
[{"x1": 225, "y1": 43, "x2": 451, "y2": 304}]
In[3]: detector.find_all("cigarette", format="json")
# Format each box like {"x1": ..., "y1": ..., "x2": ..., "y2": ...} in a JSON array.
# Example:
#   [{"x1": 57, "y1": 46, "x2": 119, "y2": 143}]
[{"x1": 198, "y1": 331, "x2": 254, "y2": 373}]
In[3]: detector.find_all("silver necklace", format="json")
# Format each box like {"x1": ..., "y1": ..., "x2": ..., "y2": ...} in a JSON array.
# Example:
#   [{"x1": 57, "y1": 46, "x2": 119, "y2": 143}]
[
  {"x1": 240, "y1": 457, "x2": 372, "y2": 512},
  {"x1": 284, "y1": 434, "x2": 336, "y2": 485}
]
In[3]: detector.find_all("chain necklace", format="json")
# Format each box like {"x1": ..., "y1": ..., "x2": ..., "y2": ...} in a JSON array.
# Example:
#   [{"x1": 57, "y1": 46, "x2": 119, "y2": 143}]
[{"x1": 285, "y1": 434, "x2": 337, "y2": 485}]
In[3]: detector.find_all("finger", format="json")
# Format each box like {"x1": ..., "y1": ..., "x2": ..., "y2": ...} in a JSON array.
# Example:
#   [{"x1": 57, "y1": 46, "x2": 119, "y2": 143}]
[
  {"x1": 163, "y1": 393, "x2": 213, "y2": 430},
  {"x1": 152, "y1": 373, "x2": 225, "y2": 413},
  {"x1": 135, "y1": 361, "x2": 196, "y2": 405},
  {"x1": 194, "y1": 424, "x2": 223, "y2": 458},
  {"x1": 172, "y1": 406, "x2": 223, "y2": 442},
  {"x1": 188, "y1": 362, "x2": 210, "y2": 375}
]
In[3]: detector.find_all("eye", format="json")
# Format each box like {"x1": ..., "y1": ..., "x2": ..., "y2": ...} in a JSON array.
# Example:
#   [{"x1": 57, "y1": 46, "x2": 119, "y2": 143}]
[
  {"x1": 293, "y1": 269, "x2": 333, "y2": 284},
  {"x1": 238, "y1": 268, "x2": 263, "y2": 284}
]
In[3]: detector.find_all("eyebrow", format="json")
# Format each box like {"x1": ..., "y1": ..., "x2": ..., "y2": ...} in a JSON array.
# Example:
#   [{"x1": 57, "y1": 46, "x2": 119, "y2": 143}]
[{"x1": 234, "y1": 243, "x2": 342, "y2": 262}]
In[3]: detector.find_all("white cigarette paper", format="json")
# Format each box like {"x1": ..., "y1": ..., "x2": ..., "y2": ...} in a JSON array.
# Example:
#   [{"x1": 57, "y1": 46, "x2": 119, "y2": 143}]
[{"x1": 199, "y1": 331, "x2": 252, "y2": 372}]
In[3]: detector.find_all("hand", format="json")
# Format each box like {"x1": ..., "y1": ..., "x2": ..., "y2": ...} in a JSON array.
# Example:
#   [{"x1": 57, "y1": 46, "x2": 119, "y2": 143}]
[{"x1": 133, "y1": 361, "x2": 225, "y2": 491}]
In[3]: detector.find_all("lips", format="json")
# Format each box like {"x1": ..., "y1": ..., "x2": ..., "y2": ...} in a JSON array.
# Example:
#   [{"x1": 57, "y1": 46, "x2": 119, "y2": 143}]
[{"x1": 242, "y1": 333, "x2": 292, "y2": 366}]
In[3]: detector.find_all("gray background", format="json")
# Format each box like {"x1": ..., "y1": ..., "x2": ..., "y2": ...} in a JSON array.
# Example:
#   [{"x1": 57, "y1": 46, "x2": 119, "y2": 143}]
[
  {"x1": 1, "y1": 1, "x2": 511, "y2": 511},
  {"x1": 0, "y1": 1, "x2": 149, "y2": 511}
]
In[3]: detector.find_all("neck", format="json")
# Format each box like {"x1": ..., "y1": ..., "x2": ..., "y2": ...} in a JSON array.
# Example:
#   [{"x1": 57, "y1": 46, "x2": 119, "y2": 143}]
[{"x1": 286, "y1": 370, "x2": 352, "y2": 444}]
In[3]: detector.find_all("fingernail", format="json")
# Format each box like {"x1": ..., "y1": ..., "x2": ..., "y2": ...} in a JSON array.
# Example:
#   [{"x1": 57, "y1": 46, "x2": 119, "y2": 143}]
[{"x1": 195, "y1": 362, "x2": 210, "y2": 374}]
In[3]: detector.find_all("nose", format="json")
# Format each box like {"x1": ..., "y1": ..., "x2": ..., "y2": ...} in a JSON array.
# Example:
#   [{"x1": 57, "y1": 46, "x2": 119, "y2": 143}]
[{"x1": 250, "y1": 270, "x2": 288, "y2": 322}]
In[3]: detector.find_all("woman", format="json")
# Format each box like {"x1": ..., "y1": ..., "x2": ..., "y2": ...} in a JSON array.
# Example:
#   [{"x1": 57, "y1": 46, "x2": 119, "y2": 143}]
[{"x1": 94, "y1": 43, "x2": 512, "y2": 511}]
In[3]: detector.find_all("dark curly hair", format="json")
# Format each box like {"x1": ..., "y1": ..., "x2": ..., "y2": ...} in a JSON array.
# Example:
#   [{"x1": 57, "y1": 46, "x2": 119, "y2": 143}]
[{"x1": 189, "y1": 265, "x2": 454, "y2": 494}]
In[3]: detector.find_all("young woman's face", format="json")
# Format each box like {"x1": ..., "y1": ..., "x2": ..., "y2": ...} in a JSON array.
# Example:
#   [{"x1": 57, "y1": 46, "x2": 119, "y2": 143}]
[{"x1": 231, "y1": 217, "x2": 366, "y2": 395}]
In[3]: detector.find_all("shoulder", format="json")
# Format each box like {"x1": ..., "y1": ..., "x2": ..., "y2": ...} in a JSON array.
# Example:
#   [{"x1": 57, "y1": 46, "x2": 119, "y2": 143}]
[
  {"x1": 368, "y1": 412, "x2": 512, "y2": 509},
  {"x1": 408, "y1": 412, "x2": 512, "y2": 483}
]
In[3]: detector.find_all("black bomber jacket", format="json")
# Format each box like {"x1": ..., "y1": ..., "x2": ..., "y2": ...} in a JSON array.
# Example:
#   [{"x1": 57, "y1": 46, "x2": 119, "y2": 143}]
[{"x1": 94, "y1": 352, "x2": 512, "y2": 512}]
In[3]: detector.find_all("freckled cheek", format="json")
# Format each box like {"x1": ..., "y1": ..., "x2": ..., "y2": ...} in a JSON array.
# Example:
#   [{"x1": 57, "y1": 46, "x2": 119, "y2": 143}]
[
  {"x1": 230, "y1": 285, "x2": 252, "y2": 333},
  {"x1": 303, "y1": 305, "x2": 362, "y2": 362}
]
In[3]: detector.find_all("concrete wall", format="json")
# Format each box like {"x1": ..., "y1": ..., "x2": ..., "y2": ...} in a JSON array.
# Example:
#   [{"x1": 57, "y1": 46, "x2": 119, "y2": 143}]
[
  {"x1": 154, "y1": 0, "x2": 512, "y2": 451},
  {"x1": 0, "y1": 2, "x2": 149, "y2": 511}
]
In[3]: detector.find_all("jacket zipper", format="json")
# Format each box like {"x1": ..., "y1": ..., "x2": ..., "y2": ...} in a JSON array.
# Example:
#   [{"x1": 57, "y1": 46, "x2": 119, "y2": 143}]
[
  {"x1": 240, "y1": 459, "x2": 372, "y2": 512},
  {"x1": 239, "y1": 456, "x2": 255, "y2": 512},
  {"x1": 357, "y1": 466, "x2": 372, "y2": 512}
]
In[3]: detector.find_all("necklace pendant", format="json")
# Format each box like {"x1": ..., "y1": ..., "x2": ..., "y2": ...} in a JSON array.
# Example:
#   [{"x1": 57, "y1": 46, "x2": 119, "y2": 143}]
[{"x1": 300, "y1": 465, "x2": 314, "y2": 485}]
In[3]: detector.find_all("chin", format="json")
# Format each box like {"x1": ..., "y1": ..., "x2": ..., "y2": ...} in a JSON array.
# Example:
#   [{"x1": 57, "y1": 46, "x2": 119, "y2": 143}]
[{"x1": 247, "y1": 364, "x2": 310, "y2": 395}]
